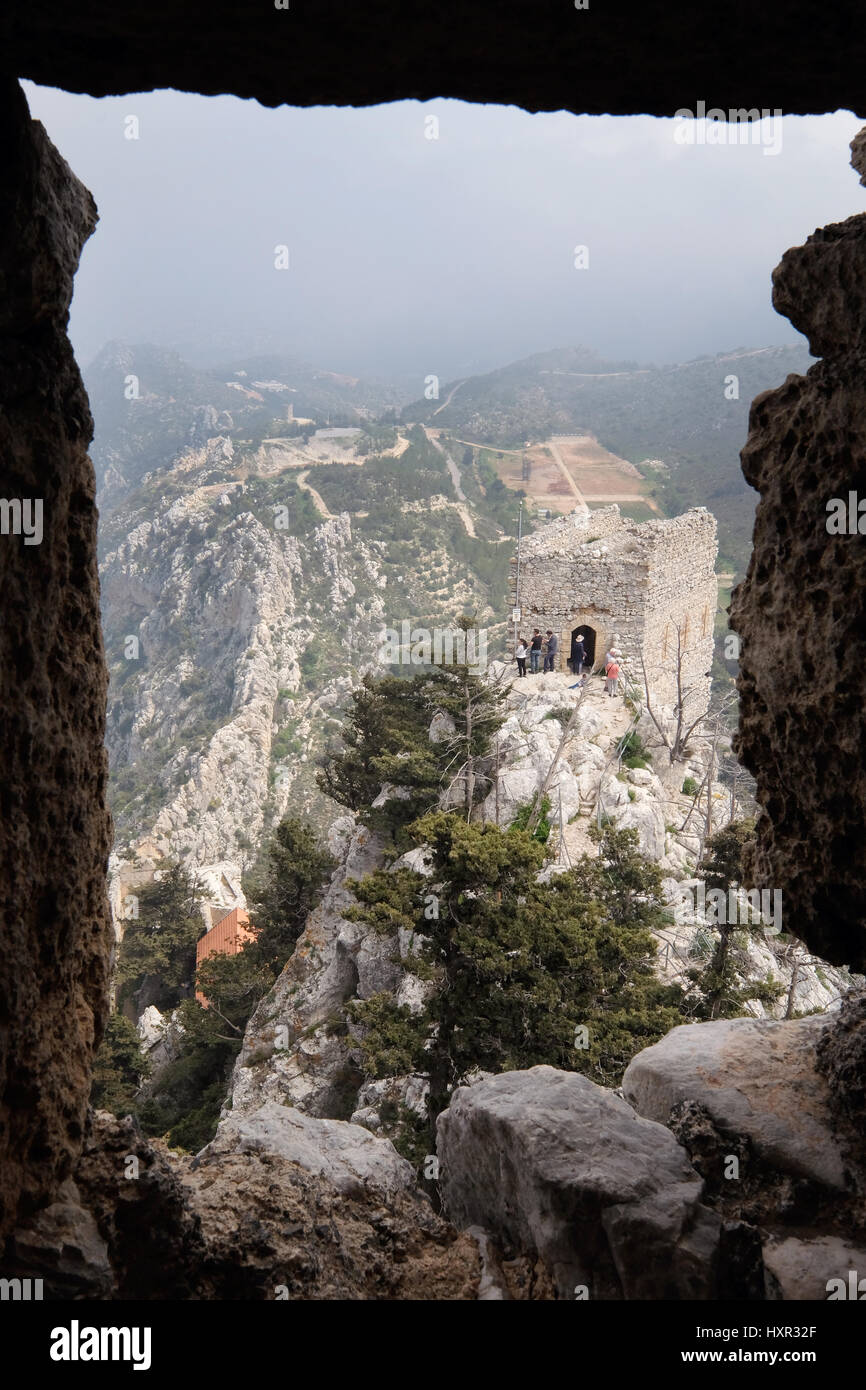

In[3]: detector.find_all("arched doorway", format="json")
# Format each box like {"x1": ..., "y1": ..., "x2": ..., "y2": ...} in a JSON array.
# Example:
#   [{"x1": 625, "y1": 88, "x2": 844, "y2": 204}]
[{"x1": 570, "y1": 624, "x2": 597, "y2": 672}]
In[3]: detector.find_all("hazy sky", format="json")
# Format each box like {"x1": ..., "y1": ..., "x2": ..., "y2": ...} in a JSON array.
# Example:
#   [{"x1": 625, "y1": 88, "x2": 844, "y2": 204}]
[{"x1": 22, "y1": 84, "x2": 865, "y2": 386}]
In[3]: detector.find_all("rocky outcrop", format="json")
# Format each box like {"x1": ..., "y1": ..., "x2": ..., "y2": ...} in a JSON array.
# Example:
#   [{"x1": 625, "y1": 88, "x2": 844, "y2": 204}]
[
  {"x1": 99, "y1": 425, "x2": 502, "y2": 870},
  {"x1": 816, "y1": 986, "x2": 866, "y2": 1135},
  {"x1": 731, "y1": 131, "x2": 866, "y2": 972},
  {"x1": 4, "y1": 1180, "x2": 113, "y2": 1300},
  {"x1": 203, "y1": 1101, "x2": 415, "y2": 1199},
  {"x1": 99, "y1": 449, "x2": 367, "y2": 862},
  {"x1": 228, "y1": 670, "x2": 852, "y2": 1137},
  {"x1": 3, "y1": 1108, "x2": 479, "y2": 1300},
  {"x1": 0, "y1": 79, "x2": 111, "y2": 1244},
  {"x1": 228, "y1": 820, "x2": 400, "y2": 1119},
  {"x1": 475, "y1": 669, "x2": 850, "y2": 1017},
  {"x1": 183, "y1": 1147, "x2": 479, "y2": 1301},
  {"x1": 478, "y1": 667, "x2": 733, "y2": 873},
  {"x1": 59, "y1": 1110, "x2": 206, "y2": 1299},
  {"x1": 623, "y1": 1016, "x2": 849, "y2": 1194},
  {"x1": 763, "y1": 1235, "x2": 866, "y2": 1301},
  {"x1": 435, "y1": 1065, "x2": 759, "y2": 1299},
  {"x1": 623, "y1": 1012, "x2": 866, "y2": 1294}
]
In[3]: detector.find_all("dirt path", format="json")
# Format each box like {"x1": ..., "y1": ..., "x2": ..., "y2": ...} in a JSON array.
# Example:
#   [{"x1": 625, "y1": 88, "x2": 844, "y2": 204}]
[
  {"x1": 453, "y1": 502, "x2": 476, "y2": 538},
  {"x1": 539, "y1": 368, "x2": 652, "y2": 379},
  {"x1": 445, "y1": 436, "x2": 524, "y2": 456},
  {"x1": 546, "y1": 437, "x2": 590, "y2": 513},
  {"x1": 426, "y1": 427, "x2": 469, "y2": 504},
  {"x1": 432, "y1": 378, "x2": 465, "y2": 416},
  {"x1": 296, "y1": 470, "x2": 333, "y2": 519},
  {"x1": 581, "y1": 492, "x2": 661, "y2": 513},
  {"x1": 445, "y1": 454, "x2": 467, "y2": 502}
]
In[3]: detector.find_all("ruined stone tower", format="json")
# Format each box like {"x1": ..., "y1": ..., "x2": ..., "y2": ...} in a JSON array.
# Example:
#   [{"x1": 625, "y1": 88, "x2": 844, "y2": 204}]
[{"x1": 511, "y1": 505, "x2": 718, "y2": 719}]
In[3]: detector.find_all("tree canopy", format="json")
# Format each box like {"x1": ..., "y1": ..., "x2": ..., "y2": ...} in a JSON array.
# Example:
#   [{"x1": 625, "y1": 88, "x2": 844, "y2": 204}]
[{"x1": 347, "y1": 816, "x2": 685, "y2": 1156}]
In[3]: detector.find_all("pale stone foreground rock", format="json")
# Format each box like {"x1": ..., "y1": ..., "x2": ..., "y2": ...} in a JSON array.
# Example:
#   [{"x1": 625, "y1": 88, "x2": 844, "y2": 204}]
[
  {"x1": 203, "y1": 1100, "x2": 414, "y2": 1199},
  {"x1": 436, "y1": 1065, "x2": 727, "y2": 1299},
  {"x1": 763, "y1": 1235, "x2": 866, "y2": 1301},
  {"x1": 622, "y1": 1016, "x2": 848, "y2": 1192}
]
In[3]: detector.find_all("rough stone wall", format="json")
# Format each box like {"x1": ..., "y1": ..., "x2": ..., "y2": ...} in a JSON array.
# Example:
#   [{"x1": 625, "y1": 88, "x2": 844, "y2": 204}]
[
  {"x1": 640, "y1": 509, "x2": 718, "y2": 715},
  {"x1": 730, "y1": 133, "x2": 866, "y2": 972},
  {"x1": 0, "y1": 80, "x2": 111, "y2": 1244},
  {"x1": 512, "y1": 505, "x2": 717, "y2": 717},
  {"x1": 512, "y1": 507, "x2": 644, "y2": 667}
]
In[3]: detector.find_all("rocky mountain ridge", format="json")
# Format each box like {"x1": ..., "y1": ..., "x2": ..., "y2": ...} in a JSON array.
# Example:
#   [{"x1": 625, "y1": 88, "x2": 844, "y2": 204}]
[{"x1": 219, "y1": 669, "x2": 854, "y2": 1142}]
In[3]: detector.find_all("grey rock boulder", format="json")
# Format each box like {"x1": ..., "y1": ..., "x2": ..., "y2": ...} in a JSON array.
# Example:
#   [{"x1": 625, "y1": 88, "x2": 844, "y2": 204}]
[
  {"x1": 623, "y1": 1016, "x2": 848, "y2": 1193},
  {"x1": 436, "y1": 1065, "x2": 724, "y2": 1299},
  {"x1": 763, "y1": 1234, "x2": 866, "y2": 1300},
  {"x1": 6, "y1": 1180, "x2": 113, "y2": 1299},
  {"x1": 205, "y1": 1100, "x2": 415, "y2": 1199}
]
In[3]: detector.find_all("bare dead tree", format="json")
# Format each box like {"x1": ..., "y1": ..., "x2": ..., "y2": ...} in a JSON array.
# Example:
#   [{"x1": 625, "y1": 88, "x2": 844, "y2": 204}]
[
  {"x1": 638, "y1": 627, "x2": 737, "y2": 764},
  {"x1": 434, "y1": 657, "x2": 512, "y2": 822},
  {"x1": 784, "y1": 945, "x2": 802, "y2": 1019}
]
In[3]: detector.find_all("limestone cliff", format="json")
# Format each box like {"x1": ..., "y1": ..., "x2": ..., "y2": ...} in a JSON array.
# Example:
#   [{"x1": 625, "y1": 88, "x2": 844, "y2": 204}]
[
  {"x1": 226, "y1": 666, "x2": 854, "y2": 1135},
  {"x1": 99, "y1": 425, "x2": 512, "y2": 901}
]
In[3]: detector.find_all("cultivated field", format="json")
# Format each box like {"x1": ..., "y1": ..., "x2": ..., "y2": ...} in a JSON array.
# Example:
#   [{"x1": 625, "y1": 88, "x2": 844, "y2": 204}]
[{"x1": 465, "y1": 432, "x2": 660, "y2": 516}]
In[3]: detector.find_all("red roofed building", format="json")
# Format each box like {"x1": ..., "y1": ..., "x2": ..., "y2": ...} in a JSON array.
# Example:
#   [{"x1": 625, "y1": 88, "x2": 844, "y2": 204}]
[{"x1": 195, "y1": 906, "x2": 256, "y2": 1006}]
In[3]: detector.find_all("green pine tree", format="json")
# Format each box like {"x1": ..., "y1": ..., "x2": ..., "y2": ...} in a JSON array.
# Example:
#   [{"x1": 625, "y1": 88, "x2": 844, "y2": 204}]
[
  {"x1": 317, "y1": 617, "x2": 507, "y2": 846},
  {"x1": 346, "y1": 816, "x2": 684, "y2": 1158},
  {"x1": 686, "y1": 818, "x2": 783, "y2": 1019},
  {"x1": 244, "y1": 816, "x2": 336, "y2": 973},
  {"x1": 316, "y1": 674, "x2": 442, "y2": 840},
  {"x1": 90, "y1": 1013, "x2": 151, "y2": 1115},
  {"x1": 115, "y1": 863, "x2": 204, "y2": 1014}
]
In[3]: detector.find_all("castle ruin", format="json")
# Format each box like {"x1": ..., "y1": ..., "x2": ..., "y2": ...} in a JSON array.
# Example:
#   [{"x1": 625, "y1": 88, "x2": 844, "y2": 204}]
[{"x1": 511, "y1": 505, "x2": 718, "y2": 719}]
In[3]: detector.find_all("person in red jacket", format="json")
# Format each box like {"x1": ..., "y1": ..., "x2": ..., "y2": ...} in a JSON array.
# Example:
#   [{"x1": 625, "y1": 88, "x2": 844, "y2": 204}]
[{"x1": 605, "y1": 653, "x2": 620, "y2": 697}]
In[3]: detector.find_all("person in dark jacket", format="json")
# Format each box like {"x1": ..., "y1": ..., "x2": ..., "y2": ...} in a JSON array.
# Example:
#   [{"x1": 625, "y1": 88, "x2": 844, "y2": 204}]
[
  {"x1": 570, "y1": 633, "x2": 586, "y2": 676},
  {"x1": 529, "y1": 629, "x2": 543, "y2": 674},
  {"x1": 543, "y1": 630, "x2": 559, "y2": 673}
]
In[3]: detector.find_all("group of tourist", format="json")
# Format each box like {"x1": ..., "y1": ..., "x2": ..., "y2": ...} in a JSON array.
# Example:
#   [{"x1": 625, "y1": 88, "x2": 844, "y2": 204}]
[
  {"x1": 513, "y1": 628, "x2": 622, "y2": 696},
  {"x1": 514, "y1": 628, "x2": 558, "y2": 676}
]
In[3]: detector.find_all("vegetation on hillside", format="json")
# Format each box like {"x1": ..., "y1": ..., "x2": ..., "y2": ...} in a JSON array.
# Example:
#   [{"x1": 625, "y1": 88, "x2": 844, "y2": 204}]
[
  {"x1": 685, "y1": 818, "x2": 783, "y2": 1020},
  {"x1": 346, "y1": 818, "x2": 686, "y2": 1161},
  {"x1": 93, "y1": 821, "x2": 335, "y2": 1149},
  {"x1": 402, "y1": 343, "x2": 814, "y2": 574},
  {"x1": 317, "y1": 622, "x2": 508, "y2": 846}
]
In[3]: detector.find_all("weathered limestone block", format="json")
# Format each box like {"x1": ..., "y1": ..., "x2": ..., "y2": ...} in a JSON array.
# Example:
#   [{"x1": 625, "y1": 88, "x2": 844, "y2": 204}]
[
  {"x1": 204, "y1": 1100, "x2": 415, "y2": 1198},
  {"x1": 0, "y1": 79, "x2": 111, "y2": 1243},
  {"x1": 623, "y1": 1016, "x2": 848, "y2": 1193},
  {"x1": 731, "y1": 133, "x2": 866, "y2": 970},
  {"x1": 763, "y1": 1235, "x2": 866, "y2": 1300},
  {"x1": 6, "y1": 1109, "x2": 480, "y2": 1300},
  {"x1": 436, "y1": 1065, "x2": 734, "y2": 1300},
  {"x1": 5, "y1": 1179, "x2": 113, "y2": 1299}
]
